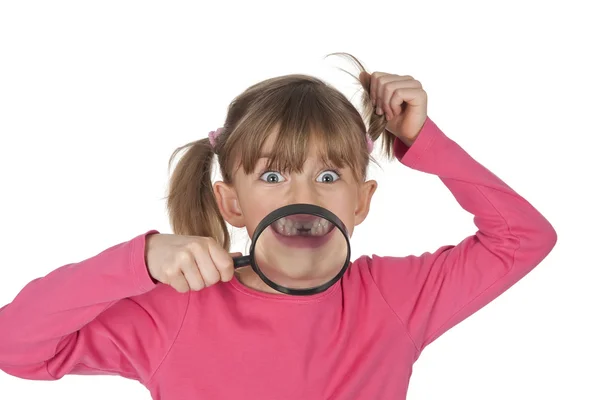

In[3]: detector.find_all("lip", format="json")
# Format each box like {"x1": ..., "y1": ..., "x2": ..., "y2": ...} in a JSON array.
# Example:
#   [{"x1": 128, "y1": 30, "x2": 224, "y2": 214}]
[{"x1": 269, "y1": 223, "x2": 335, "y2": 249}]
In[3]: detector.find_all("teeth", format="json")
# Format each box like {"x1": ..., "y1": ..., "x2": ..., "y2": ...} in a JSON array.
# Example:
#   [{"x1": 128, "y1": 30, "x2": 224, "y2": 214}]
[
  {"x1": 274, "y1": 217, "x2": 331, "y2": 236},
  {"x1": 285, "y1": 219, "x2": 296, "y2": 236},
  {"x1": 311, "y1": 219, "x2": 324, "y2": 236}
]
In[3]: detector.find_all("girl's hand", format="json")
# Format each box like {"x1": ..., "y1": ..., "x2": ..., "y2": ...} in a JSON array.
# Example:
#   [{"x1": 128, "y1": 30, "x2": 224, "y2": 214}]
[
  {"x1": 361, "y1": 71, "x2": 428, "y2": 146},
  {"x1": 145, "y1": 234, "x2": 240, "y2": 293}
]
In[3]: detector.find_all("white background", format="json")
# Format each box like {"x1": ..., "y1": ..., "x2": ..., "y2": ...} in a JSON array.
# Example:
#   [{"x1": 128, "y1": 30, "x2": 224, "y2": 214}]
[{"x1": 1, "y1": 0, "x2": 598, "y2": 399}]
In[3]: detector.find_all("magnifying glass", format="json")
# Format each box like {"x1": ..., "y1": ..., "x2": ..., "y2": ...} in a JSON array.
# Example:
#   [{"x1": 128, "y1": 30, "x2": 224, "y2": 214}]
[{"x1": 232, "y1": 203, "x2": 351, "y2": 296}]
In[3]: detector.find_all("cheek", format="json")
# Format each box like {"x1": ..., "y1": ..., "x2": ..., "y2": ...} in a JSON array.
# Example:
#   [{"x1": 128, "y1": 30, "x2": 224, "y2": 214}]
[
  {"x1": 339, "y1": 210, "x2": 357, "y2": 236},
  {"x1": 238, "y1": 195, "x2": 279, "y2": 235},
  {"x1": 322, "y1": 192, "x2": 359, "y2": 233}
]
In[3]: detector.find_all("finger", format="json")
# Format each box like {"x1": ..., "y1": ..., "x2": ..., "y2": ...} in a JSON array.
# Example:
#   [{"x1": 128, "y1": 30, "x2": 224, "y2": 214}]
[
  {"x1": 176, "y1": 250, "x2": 205, "y2": 291},
  {"x1": 370, "y1": 71, "x2": 381, "y2": 106},
  {"x1": 396, "y1": 87, "x2": 427, "y2": 107},
  {"x1": 208, "y1": 241, "x2": 236, "y2": 282},
  {"x1": 378, "y1": 77, "x2": 419, "y2": 120},
  {"x1": 391, "y1": 88, "x2": 427, "y2": 118},
  {"x1": 228, "y1": 252, "x2": 243, "y2": 275},
  {"x1": 189, "y1": 242, "x2": 221, "y2": 287},
  {"x1": 180, "y1": 252, "x2": 206, "y2": 291},
  {"x1": 377, "y1": 76, "x2": 398, "y2": 118},
  {"x1": 389, "y1": 89, "x2": 404, "y2": 117},
  {"x1": 385, "y1": 82, "x2": 423, "y2": 118},
  {"x1": 169, "y1": 270, "x2": 191, "y2": 293}
]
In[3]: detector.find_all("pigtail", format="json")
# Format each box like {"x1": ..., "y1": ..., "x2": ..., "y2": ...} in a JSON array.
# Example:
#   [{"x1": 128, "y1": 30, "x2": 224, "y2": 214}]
[
  {"x1": 167, "y1": 138, "x2": 230, "y2": 250},
  {"x1": 326, "y1": 52, "x2": 396, "y2": 159},
  {"x1": 357, "y1": 72, "x2": 396, "y2": 159}
]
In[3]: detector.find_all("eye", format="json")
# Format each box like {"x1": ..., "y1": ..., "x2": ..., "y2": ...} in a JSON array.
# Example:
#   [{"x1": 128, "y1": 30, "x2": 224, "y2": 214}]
[
  {"x1": 260, "y1": 171, "x2": 285, "y2": 183},
  {"x1": 317, "y1": 170, "x2": 340, "y2": 183}
]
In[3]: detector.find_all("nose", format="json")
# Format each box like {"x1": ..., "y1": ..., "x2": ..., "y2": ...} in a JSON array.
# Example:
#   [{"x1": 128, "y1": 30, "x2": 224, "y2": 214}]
[{"x1": 288, "y1": 180, "x2": 321, "y2": 206}]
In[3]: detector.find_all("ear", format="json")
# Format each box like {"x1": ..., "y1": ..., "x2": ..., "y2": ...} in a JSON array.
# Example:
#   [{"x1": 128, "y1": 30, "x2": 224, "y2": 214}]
[
  {"x1": 213, "y1": 181, "x2": 245, "y2": 228},
  {"x1": 354, "y1": 179, "x2": 377, "y2": 226}
]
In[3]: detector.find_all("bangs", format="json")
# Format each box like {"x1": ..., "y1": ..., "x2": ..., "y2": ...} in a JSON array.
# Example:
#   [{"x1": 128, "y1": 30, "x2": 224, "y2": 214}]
[{"x1": 223, "y1": 77, "x2": 369, "y2": 181}]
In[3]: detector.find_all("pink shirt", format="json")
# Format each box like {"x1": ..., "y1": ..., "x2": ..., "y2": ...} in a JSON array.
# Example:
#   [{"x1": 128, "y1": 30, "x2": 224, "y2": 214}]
[{"x1": 0, "y1": 118, "x2": 557, "y2": 399}]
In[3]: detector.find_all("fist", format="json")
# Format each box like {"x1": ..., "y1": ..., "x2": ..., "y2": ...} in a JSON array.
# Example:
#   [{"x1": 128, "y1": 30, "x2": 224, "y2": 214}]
[
  {"x1": 145, "y1": 234, "x2": 240, "y2": 293},
  {"x1": 361, "y1": 71, "x2": 428, "y2": 145}
]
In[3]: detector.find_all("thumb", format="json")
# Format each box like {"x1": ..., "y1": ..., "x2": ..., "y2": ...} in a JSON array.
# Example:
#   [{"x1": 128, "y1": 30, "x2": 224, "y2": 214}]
[{"x1": 229, "y1": 252, "x2": 243, "y2": 258}]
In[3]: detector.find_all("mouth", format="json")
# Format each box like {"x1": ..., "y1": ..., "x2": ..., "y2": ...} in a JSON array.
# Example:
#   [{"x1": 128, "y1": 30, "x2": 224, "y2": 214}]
[
  {"x1": 269, "y1": 215, "x2": 336, "y2": 248},
  {"x1": 272, "y1": 215, "x2": 335, "y2": 237}
]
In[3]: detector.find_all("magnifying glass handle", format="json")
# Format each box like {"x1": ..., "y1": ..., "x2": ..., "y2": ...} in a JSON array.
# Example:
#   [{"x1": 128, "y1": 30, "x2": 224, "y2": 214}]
[{"x1": 233, "y1": 255, "x2": 251, "y2": 269}]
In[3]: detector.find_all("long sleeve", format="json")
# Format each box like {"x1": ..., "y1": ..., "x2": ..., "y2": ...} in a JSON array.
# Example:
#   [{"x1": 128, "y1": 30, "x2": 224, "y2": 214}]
[
  {"x1": 367, "y1": 118, "x2": 557, "y2": 354},
  {"x1": 0, "y1": 231, "x2": 188, "y2": 384}
]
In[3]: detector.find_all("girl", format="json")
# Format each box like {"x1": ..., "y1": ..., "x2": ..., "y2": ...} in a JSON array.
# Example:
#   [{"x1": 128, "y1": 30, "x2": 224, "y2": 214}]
[{"x1": 0, "y1": 54, "x2": 557, "y2": 399}]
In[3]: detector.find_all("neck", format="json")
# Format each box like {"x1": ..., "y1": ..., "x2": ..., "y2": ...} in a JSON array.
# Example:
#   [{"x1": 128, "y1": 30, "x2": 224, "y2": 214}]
[{"x1": 234, "y1": 267, "x2": 283, "y2": 295}]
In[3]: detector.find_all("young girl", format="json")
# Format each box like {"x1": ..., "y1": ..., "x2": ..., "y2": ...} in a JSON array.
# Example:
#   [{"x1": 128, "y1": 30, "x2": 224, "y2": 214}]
[{"x1": 0, "y1": 54, "x2": 557, "y2": 399}]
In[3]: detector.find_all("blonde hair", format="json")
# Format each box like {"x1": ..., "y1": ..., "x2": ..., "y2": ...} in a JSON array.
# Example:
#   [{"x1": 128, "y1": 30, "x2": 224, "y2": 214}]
[{"x1": 167, "y1": 53, "x2": 394, "y2": 250}]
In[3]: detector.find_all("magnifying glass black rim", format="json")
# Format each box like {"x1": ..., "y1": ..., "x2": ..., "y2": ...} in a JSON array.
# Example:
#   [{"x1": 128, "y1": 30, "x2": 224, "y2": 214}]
[{"x1": 236, "y1": 203, "x2": 351, "y2": 296}]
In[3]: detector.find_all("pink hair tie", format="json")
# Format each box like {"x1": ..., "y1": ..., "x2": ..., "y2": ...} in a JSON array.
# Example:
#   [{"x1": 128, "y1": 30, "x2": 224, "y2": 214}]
[
  {"x1": 208, "y1": 127, "x2": 224, "y2": 148},
  {"x1": 365, "y1": 133, "x2": 373, "y2": 154}
]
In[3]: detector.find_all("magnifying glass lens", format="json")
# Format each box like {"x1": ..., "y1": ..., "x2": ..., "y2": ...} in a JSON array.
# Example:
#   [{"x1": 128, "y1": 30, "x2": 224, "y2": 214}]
[{"x1": 253, "y1": 212, "x2": 348, "y2": 290}]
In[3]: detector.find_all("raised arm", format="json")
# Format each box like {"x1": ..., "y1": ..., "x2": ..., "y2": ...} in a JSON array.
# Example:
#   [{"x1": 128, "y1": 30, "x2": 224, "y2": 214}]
[{"x1": 367, "y1": 118, "x2": 557, "y2": 353}]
